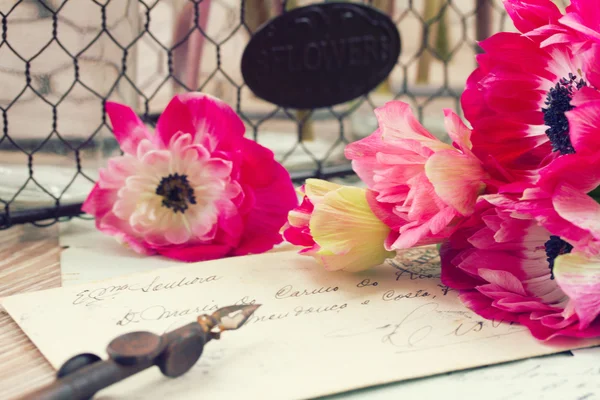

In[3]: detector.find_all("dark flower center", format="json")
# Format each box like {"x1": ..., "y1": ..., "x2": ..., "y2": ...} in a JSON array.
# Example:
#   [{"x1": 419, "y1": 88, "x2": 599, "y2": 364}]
[
  {"x1": 544, "y1": 235, "x2": 573, "y2": 279},
  {"x1": 542, "y1": 73, "x2": 586, "y2": 155},
  {"x1": 155, "y1": 173, "x2": 196, "y2": 213}
]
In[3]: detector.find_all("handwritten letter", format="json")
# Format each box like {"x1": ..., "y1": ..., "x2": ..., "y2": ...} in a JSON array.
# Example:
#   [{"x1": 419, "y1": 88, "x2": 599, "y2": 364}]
[{"x1": 3, "y1": 248, "x2": 599, "y2": 400}]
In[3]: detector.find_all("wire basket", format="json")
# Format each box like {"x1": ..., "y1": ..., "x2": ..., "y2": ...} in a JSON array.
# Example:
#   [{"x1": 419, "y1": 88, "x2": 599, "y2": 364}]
[{"x1": 0, "y1": 0, "x2": 530, "y2": 229}]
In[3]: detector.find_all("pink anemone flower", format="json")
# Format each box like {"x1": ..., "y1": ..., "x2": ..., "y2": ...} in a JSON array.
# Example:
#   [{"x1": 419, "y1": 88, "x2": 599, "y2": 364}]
[
  {"x1": 464, "y1": 0, "x2": 600, "y2": 184},
  {"x1": 463, "y1": 31, "x2": 599, "y2": 182},
  {"x1": 344, "y1": 101, "x2": 489, "y2": 250},
  {"x1": 441, "y1": 201, "x2": 600, "y2": 340},
  {"x1": 82, "y1": 93, "x2": 297, "y2": 262}
]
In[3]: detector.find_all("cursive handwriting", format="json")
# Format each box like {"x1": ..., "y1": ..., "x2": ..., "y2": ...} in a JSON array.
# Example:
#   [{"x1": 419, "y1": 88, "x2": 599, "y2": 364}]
[
  {"x1": 116, "y1": 302, "x2": 219, "y2": 326},
  {"x1": 234, "y1": 296, "x2": 258, "y2": 306},
  {"x1": 325, "y1": 301, "x2": 524, "y2": 353},
  {"x1": 437, "y1": 284, "x2": 456, "y2": 296},
  {"x1": 380, "y1": 303, "x2": 438, "y2": 348},
  {"x1": 73, "y1": 274, "x2": 221, "y2": 306},
  {"x1": 393, "y1": 267, "x2": 440, "y2": 282},
  {"x1": 389, "y1": 247, "x2": 441, "y2": 282},
  {"x1": 247, "y1": 302, "x2": 348, "y2": 325},
  {"x1": 382, "y1": 289, "x2": 431, "y2": 301},
  {"x1": 356, "y1": 278, "x2": 378, "y2": 288},
  {"x1": 274, "y1": 284, "x2": 338, "y2": 300}
]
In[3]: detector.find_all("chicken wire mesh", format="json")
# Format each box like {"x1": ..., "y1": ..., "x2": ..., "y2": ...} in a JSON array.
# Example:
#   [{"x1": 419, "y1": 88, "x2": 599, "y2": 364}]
[{"x1": 0, "y1": 0, "x2": 568, "y2": 229}]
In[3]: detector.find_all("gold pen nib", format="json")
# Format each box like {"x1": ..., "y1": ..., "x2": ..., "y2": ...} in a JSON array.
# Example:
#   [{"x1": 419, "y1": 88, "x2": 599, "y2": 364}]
[{"x1": 199, "y1": 304, "x2": 261, "y2": 333}]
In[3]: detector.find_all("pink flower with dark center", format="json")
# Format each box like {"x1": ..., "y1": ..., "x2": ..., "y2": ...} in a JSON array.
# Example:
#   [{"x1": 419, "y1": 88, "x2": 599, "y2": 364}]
[
  {"x1": 463, "y1": 0, "x2": 600, "y2": 183},
  {"x1": 441, "y1": 201, "x2": 600, "y2": 340},
  {"x1": 82, "y1": 93, "x2": 298, "y2": 262},
  {"x1": 463, "y1": 30, "x2": 598, "y2": 182}
]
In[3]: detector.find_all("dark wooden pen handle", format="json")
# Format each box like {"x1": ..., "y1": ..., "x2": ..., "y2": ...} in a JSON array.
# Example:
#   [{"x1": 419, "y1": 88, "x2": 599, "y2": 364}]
[
  {"x1": 19, "y1": 359, "x2": 150, "y2": 400},
  {"x1": 17, "y1": 323, "x2": 212, "y2": 400}
]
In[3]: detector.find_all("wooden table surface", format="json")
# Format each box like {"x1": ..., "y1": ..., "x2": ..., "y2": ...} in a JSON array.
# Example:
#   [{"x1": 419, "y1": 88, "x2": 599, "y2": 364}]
[{"x1": 0, "y1": 224, "x2": 62, "y2": 400}]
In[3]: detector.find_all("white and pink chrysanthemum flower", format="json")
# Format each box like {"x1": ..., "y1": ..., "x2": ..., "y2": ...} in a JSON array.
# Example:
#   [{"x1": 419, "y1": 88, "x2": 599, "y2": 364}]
[
  {"x1": 441, "y1": 201, "x2": 600, "y2": 340},
  {"x1": 344, "y1": 101, "x2": 489, "y2": 250},
  {"x1": 82, "y1": 93, "x2": 298, "y2": 262}
]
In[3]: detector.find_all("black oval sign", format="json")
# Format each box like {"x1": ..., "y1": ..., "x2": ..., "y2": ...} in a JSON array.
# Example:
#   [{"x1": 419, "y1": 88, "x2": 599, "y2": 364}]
[{"x1": 241, "y1": 3, "x2": 401, "y2": 109}]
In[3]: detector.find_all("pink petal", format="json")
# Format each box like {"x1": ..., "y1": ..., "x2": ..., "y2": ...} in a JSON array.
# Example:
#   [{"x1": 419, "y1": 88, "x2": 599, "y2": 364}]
[
  {"x1": 213, "y1": 199, "x2": 244, "y2": 248},
  {"x1": 164, "y1": 219, "x2": 193, "y2": 245},
  {"x1": 560, "y1": 10, "x2": 600, "y2": 43},
  {"x1": 581, "y1": 44, "x2": 600, "y2": 88},
  {"x1": 344, "y1": 129, "x2": 383, "y2": 187},
  {"x1": 566, "y1": 95, "x2": 600, "y2": 154},
  {"x1": 105, "y1": 102, "x2": 151, "y2": 155},
  {"x1": 503, "y1": 0, "x2": 562, "y2": 33},
  {"x1": 537, "y1": 154, "x2": 600, "y2": 193},
  {"x1": 156, "y1": 93, "x2": 245, "y2": 151},
  {"x1": 234, "y1": 162, "x2": 298, "y2": 255},
  {"x1": 155, "y1": 95, "x2": 197, "y2": 147},
  {"x1": 462, "y1": 68, "x2": 488, "y2": 123},
  {"x1": 205, "y1": 158, "x2": 233, "y2": 179},
  {"x1": 282, "y1": 223, "x2": 315, "y2": 247},
  {"x1": 440, "y1": 242, "x2": 485, "y2": 290},
  {"x1": 97, "y1": 212, "x2": 155, "y2": 256},
  {"x1": 443, "y1": 109, "x2": 472, "y2": 151},
  {"x1": 82, "y1": 184, "x2": 117, "y2": 219},
  {"x1": 425, "y1": 150, "x2": 487, "y2": 216},
  {"x1": 552, "y1": 184, "x2": 600, "y2": 241},
  {"x1": 459, "y1": 291, "x2": 520, "y2": 324},
  {"x1": 238, "y1": 138, "x2": 278, "y2": 187},
  {"x1": 477, "y1": 269, "x2": 527, "y2": 296},
  {"x1": 374, "y1": 101, "x2": 438, "y2": 142},
  {"x1": 519, "y1": 314, "x2": 600, "y2": 340},
  {"x1": 391, "y1": 206, "x2": 457, "y2": 249},
  {"x1": 366, "y1": 189, "x2": 406, "y2": 230}
]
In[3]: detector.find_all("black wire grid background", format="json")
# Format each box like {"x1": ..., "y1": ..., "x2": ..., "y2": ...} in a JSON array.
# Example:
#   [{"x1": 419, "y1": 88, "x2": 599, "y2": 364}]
[{"x1": 0, "y1": 0, "x2": 567, "y2": 229}]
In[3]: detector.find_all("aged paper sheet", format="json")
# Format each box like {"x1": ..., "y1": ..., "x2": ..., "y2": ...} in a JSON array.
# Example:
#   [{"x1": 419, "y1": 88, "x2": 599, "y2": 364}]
[{"x1": 3, "y1": 248, "x2": 599, "y2": 399}]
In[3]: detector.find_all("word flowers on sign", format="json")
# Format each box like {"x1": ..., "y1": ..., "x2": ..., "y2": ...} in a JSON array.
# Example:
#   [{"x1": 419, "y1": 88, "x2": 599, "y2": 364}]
[{"x1": 242, "y1": 2, "x2": 401, "y2": 109}]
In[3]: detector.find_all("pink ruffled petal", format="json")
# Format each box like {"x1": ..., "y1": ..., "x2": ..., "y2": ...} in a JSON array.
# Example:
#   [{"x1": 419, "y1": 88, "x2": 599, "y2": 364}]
[
  {"x1": 155, "y1": 95, "x2": 196, "y2": 147},
  {"x1": 96, "y1": 212, "x2": 155, "y2": 256},
  {"x1": 365, "y1": 189, "x2": 406, "y2": 230},
  {"x1": 443, "y1": 109, "x2": 473, "y2": 151},
  {"x1": 552, "y1": 184, "x2": 600, "y2": 241},
  {"x1": 425, "y1": 150, "x2": 487, "y2": 216},
  {"x1": 156, "y1": 93, "x2": 245, "y2": 151},
  {"x1": 374, "y1": 101, "x2": 437, "y2": 142},
  {"x1": 345, "y1": 129, "x2": 386, "y2": 188},
  {"x1": 559, "y1": 10, "x2": 600, "y2": 43},
  {"x1": 82, "y1": 184, "x2": 117, "y2": 219},
  {"x1": 503, "y1": 0, "x2": 562, "y2": 34},
  {"x1": 105, "y1": 102, "x2": 151, "y2": 155}
]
